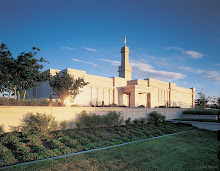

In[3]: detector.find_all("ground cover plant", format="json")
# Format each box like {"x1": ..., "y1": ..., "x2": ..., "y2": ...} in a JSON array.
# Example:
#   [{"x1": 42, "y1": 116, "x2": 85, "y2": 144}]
[
  {"x1": 0, "y1": 121, "x2": 194, "y2": 167},
  {"x1": 183, "y1": 109, "x2": 219, "y2": 115},
  {"x1": 174, "y1": 118, "x2": 219, "y2": 123},
  {"x1": 1, "y1": 129, "x2": 217, "y2": 171}
]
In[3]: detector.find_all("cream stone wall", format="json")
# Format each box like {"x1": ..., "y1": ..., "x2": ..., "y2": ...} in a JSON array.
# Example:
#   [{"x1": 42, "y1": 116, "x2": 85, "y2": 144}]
[
  {"x1": 0, "y1": 106, "x2": 186, "y2": 132},
  {"x1": 145, "y1": 78, "x2": 195, "y2": 108}
]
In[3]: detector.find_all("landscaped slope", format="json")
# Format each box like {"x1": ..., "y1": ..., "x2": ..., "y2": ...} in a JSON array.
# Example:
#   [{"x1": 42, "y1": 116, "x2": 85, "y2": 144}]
[
  {"x1": 2, "y1": 129, "x2": 218, "y2": 171},
  {"x1": 0, "y1": 122, "x2": 193, "y2": 167}
]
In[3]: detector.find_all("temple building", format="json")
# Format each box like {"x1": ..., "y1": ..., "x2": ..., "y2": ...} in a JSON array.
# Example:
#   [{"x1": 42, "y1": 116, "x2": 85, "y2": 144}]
[{"x1": 27, "y1": 37, "x2": 195, "y2": 108}]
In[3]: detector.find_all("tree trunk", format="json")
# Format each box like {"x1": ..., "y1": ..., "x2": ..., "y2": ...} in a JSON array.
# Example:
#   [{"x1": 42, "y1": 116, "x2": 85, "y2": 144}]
[
  {"x1": 23, "y1": 90, "x2": 26, "y2": 100},
  {"x1": 18, "y1": 90, "x2": 20, "y2": 103},
  {"x1": 14, "y1": 86, "x2": 17, "y2": 100}
]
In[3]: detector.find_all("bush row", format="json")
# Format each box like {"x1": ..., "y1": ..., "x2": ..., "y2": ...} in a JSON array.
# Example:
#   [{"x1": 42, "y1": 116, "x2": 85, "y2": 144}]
[{"x1": 183, "y1": 109, "x2": 219, "y2": 115}]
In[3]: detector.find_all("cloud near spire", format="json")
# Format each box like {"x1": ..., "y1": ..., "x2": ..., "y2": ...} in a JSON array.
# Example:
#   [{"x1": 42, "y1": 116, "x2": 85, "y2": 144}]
[
  {"x1": 166, "y1": 47, "x2": 204, "y2": 59},
  {"x1": 100, "y1": 58, "x2": 186, "y2": 81}
]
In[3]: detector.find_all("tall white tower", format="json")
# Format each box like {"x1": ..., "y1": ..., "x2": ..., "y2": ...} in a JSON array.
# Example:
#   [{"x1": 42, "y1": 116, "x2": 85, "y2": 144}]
[{"x1": 118, "y1": 35, "x2": 132, "y2": 80}]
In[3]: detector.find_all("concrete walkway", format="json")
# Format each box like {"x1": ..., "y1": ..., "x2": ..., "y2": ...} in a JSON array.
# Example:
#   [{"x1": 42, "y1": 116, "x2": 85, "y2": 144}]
[{"x1": 168, "y1": 119, "x2": 220, "y2": 131}]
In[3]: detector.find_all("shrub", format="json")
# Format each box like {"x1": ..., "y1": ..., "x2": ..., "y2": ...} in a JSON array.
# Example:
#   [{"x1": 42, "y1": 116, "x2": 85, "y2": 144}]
[
  {"x1": 183, "y1": 109, "x2": 218, "y2": 115},
  {"x1": 133, "y1": 118, "x2": 139, "y2": 125},
  {"x1": 75, "y1": 145, "x2": 83, "y2": 152},
  {"x1": 77, "y1": 137, "x2": 91, "y2": 145},
  {"x1": 58, "y1": 136, "x2": 78, "y2": 147},
  {"x1": 20, "y1": 153, "x2": 38, "y2": 162},
  {"x1": 138, "y1": 105, "x2": 145, "y2": 108},
  {"x1": 139, "y1": 117, "x2": 147, "y2": 125},
  {"x1": 111, "y1": 139, "x2": 123, "y2": 145},
  {"x1": 0, "y1": 124, "x2": 4, "y2": 135},
  {"x1": 125, "y1": 117, "x2": 131, "y2": 125},
  {"x1": 47, "y1": 139, "x2": 64, "y2": 149},
  {"x1": 21, "y1": 113, "x2": 57, "y2": 135},
  {"x1": 103, "y1": 111, "x2": 123, "y2": 128},
  {"x1": 0, "y1": 98, "x2": 52, "y2": 106},
  {"x1": 75, "y1": 121, "x2": 82, "y2": 130},
  {"x1": 15, "y1": 142, "x2": 30, "y2": 154},
  {"x1": 110, "y1": 103, "x2": 118, "y2": 107},
  {"x1": 0, "y1": 144, "x2": 17, "y2": 166},
  {"x1": 85, "y1": 143, "x2": 98, "y2": 150},
  {"x1": 148, "y1": 111, "x2": 165, "y2": 124},
  {"x1": 60, "y1": 120, "x2": 68, "y2": 131},
  {"x1": 155, "y1": 130, "x2": 163, "y2": 136},
  {"x1": 50, "y1": 120, "x2": 59, "y2": 131},
  {"x1": 159, "y1": 105, "x2": 166, "y2": 108},
  {"x1": 59, "y1": 147, "x2": 72, "y2": 155},
  {"x1": 0, "y1": 134, "x2": 20, "y2": 145},
  {"x1": 26, "y1": 134, "x2": 43, "y2": 147},
  {"x1": 58, "y1": 136, "x2": 70, "y2": 142},
  {"x1": 75, "y1": 110, "x2": 87, "y2": 130},
  {"x1": 28, "y1": 99, "x2": 50, "y2": 106},
  {"x1": 81, "y1": 113, "x2": 102, "y2": 129}
]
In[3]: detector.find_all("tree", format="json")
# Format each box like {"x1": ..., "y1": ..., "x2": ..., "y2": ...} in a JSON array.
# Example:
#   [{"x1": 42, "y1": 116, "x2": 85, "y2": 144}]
[
  {"x1": 195, "y1": 92, "x2": 210, "y2": 109},
  {"x1": 0, "y1": 43, "x2": 49, "y2": 100},
  {"x1": 49, "y1": 72, "x2": 88, "y2": 105},
  {"x1": 14, "y1": 47, "x2": 50, "y2": 100},
  {"x1": 0, "y1": 43, "x2": 14, "y2": 98}
]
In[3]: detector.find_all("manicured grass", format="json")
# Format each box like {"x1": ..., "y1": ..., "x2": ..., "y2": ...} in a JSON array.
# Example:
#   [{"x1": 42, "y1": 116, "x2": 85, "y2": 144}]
[
  {"x1": 174, "y1": 118, "x2": 219, "y2": 123},
  {"x1": 2, "y1": 129, "x2": 218, "y2": 171}
]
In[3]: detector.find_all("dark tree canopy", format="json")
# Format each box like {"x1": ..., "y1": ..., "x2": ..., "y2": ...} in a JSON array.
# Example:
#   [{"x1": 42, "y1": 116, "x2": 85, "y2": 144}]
[
  {"x1": 0, "y1": 43, "x2": 49, "y2": 100},
  {"x1": 195, "y1": 92, "x2": 210, "y2": 109},
  {"x1": 49, "y1": 72, "x2": 88, "y2": 104},
  {"x1": 0, "y1": 43, "x2": 14, "y2": 97}
]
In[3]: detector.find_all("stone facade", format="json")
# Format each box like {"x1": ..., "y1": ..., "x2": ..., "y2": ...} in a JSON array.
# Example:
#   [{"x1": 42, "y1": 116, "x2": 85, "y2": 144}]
[{"x1": 27, "y1": 39, "x2": 195, "y2": 108}]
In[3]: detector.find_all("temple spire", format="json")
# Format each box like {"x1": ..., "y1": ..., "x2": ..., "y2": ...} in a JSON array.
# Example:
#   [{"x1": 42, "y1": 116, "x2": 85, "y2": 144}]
[
  {"x1": 124, "y1": 34, "x2": 127, "y2": 46},
  {"x1": 118, "y1": 35, "x2": 132, "y2": 80}
]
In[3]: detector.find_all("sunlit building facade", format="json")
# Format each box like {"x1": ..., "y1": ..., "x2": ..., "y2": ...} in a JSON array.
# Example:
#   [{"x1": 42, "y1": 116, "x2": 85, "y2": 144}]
[{"x1": 28, "y1": 38, "x2": 195, "y2": 108}]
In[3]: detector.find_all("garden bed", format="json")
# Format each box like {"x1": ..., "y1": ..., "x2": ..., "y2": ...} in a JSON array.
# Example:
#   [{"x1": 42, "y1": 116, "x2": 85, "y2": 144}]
[
  {"x1": 0, "y1": 122, "x2": 194, "y2": 167},
  {"x1": 2, "y1": 129, "x2": 216, "y2": 171}
]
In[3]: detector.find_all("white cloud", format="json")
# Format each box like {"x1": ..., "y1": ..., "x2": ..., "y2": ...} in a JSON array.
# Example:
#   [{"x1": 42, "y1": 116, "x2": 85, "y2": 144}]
[
  {"x1": 183, "y1": 50, "x2": 203, "y2": 59},
  {"x1": 130, "y1": 61, "x2": 186, "y2": 81},
  {"x1": 82, "y1": 47, "x2": 96, "y2": 52},
  {"x1": 99, "y1": 59, "x2": 120, "y2": 66},
  {"x1": 166, "y1": 46, "x2": 204, "y2": 59},
  {"x1": 100, "y1": 58, "x2": 186, "y2": 81},
  {"x1": 147, "y1": 56, "x2": 170, "y2": 66},
  {"x1": 72, "y1": 58, "x2": 97, "y2": 67},
  {"x1": 165, "y1": 47, "x2": 184, "y2": 51},
  {"x1": 204, "y1": 71, "x2": 220, "y2": 82},
  {"x1": 61, "y1": 47, "x2": 74, "y2": 51},
  {"x1": 178, "y1": 66, "x2": 205, "y2": 74}
]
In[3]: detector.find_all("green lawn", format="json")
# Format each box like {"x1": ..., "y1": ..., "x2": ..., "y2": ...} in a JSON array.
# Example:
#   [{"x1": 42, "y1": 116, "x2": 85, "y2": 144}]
[{"x1": 2, "y1": 129, "x2": 219, "y2": 171}]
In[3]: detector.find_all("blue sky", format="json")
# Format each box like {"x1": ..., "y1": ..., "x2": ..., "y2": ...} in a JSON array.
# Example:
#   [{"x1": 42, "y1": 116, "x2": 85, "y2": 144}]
[{"x1": 0, "y1": 0, "x2": 220, "y2": 97}]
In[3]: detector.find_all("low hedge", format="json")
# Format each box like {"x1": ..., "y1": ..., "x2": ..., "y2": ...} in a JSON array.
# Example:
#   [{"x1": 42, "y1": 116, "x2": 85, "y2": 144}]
[
  {"x1": 183, "y1": 109, "x2": 219, "y2": 115},
  {"x1": 174, "y1": 118, "x2": 219, "y2": 123}
]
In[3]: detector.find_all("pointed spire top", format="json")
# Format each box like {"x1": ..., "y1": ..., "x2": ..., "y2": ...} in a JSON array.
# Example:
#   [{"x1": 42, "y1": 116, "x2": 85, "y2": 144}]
[{"x1": 124, "y1": 34, "x2": 127, "y2": 46}]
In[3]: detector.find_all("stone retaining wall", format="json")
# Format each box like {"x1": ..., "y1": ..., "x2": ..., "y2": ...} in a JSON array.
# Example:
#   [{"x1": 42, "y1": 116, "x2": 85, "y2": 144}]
[{"x1": 0, "y1": 106, "x2": 185, "y2": 132}]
